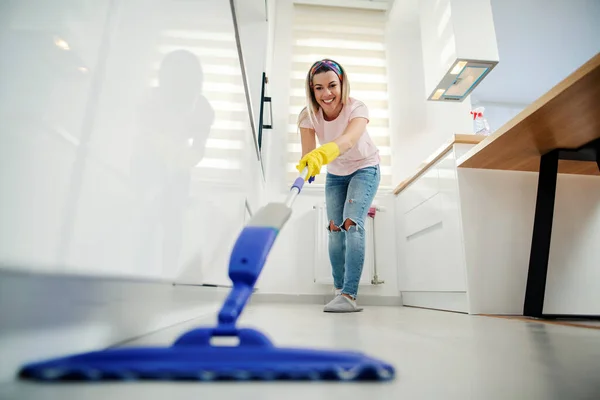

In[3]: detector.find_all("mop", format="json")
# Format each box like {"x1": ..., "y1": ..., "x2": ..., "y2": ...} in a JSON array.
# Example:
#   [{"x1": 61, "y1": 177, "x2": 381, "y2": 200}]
[{"x1": 18, "y1": 168, "x2": 395, "y2": 382}]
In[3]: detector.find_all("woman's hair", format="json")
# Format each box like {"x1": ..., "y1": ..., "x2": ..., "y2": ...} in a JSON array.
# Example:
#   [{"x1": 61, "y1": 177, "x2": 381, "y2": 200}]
[{"x1": 297, "y1": 59, "x2": 350, "y2": 129}]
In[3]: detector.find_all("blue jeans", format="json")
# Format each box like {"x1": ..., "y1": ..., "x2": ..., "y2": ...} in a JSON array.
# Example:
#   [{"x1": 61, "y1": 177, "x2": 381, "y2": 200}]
[{"x1": 325, "y1": 165, "x2": 380, "y2": 298}]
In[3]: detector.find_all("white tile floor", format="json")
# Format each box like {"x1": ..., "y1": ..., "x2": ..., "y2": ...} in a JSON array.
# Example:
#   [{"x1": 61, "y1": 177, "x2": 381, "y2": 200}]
[{"x1": 2, "y1": 304, "x2": 600, "y2": 400}]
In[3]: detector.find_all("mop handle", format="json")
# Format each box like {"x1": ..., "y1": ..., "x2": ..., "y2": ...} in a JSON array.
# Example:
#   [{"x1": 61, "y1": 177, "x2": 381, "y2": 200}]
[
  {"x1": 217, "y1": 169, "x2": 309, "y2": 329},
  {"x1": 285, "y1": 167, "x2": 310, "y2": 208}
]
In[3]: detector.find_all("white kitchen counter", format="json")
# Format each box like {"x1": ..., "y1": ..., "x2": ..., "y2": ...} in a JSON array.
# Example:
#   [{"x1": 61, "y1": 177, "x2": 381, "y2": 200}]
[{"x1": 393, "y1": 136, "x2": 600, "y2": 316}]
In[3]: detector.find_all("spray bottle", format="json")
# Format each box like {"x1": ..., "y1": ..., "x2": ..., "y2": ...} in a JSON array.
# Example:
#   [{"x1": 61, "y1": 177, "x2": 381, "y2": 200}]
[{"x1": 470, "y1": 106, "x2": 492, "y2": 135}]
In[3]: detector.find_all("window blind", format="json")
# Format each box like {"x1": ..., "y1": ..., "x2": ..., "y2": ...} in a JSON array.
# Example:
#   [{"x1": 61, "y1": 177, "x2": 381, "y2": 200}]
[{"x1": 288, "y1": 3, "x2": 392, "y2": 187}]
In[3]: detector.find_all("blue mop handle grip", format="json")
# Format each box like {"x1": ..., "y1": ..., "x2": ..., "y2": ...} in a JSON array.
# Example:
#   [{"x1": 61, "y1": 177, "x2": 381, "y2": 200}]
[
  {"x1": 290, "y1": 167, "x2": 313, "y2": 191},
  {"x1": 218, "y1": 226, "x2": 279, "y2": 326}
]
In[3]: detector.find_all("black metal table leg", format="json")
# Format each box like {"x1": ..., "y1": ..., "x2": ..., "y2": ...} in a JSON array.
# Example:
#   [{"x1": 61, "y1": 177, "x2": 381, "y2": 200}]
[
  {"x1": 524, "y1": 150, "x2": 559, "y2": 318},
  {"x1": 596, "y1": 141, "x2": 600, "y2": 172},
  {"x1": 523, "y1": 137, "x2": 600, "y2": 319}
]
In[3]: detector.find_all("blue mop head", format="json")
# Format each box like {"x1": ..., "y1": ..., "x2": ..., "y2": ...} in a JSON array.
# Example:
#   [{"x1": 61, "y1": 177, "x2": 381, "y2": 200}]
[
  {"x1": 19, "y1": 328, "x2": 394, "y2": 382},
  {"x1": 18, "y1": 173, "x2": 395, "y2": 382}
]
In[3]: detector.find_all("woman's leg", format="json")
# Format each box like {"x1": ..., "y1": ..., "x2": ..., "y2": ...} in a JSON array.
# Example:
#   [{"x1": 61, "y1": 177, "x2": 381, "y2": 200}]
[
  {"x1": 341, "y1": 165, "x2": 380, "y2": 299},
  {"x1": 325, "y1": 172, "x2": 350, "y2": 291}
]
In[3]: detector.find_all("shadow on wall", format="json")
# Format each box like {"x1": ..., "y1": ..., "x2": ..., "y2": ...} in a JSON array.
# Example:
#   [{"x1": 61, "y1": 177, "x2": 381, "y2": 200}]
[{"x1": 130, "y1": 50, "x2": 215, "y2": 277}]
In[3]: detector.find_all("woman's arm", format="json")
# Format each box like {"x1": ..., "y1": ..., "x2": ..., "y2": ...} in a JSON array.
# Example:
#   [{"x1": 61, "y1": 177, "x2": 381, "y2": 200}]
[
  {"x1": 300, "y1": 127, "x2": 317, "y2": 157},
  {"x1": 295, "y1": 115, "x2": 367, "y2": 180},
  {"x1": 333, "y1": 117, "x2": 368, "y2": 154}
]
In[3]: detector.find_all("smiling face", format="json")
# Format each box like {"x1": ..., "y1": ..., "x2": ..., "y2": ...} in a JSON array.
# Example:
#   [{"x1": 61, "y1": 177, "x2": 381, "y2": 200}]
[{"x1": 312, "y1": 70, "x2": 343, "y2": 119}]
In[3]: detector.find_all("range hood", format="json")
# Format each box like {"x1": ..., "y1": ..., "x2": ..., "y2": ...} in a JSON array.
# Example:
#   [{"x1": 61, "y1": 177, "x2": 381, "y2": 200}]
[
  {"x1": 428, "y1": 58, "x2": 498, "y2": 101},
  {"x1": 419, "y1": 0, "x2": 500, "y2": 102}
]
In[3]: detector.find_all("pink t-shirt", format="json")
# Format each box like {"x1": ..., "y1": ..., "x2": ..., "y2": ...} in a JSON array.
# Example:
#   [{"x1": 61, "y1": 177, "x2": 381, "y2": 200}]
[{"x1": 299, "y1": 97, "x2": 380, "y2": 176}]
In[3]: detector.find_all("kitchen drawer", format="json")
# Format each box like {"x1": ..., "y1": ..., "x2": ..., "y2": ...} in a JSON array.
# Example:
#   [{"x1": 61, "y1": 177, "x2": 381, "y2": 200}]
[
  {"x1": 399, "y1": 192, "x2": 467, "y2": 292},
  {"x1": 401, "y1": 165, "x2": 440, "y2": 213},
  {"x1": 405, "y1": 192, "x2": 443, "y2": 238}
]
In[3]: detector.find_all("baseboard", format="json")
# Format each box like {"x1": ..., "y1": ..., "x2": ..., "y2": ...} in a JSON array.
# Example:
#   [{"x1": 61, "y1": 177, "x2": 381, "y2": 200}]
[
  {"x1": 0, "y1": 269, "x2": 228, "y2": 382},
  {"x1": 400, "y1": 291, "x2": 469, "y2": 313},
  {"x1": 250, "y1": 293, "x2": 403, "y2": 306}
]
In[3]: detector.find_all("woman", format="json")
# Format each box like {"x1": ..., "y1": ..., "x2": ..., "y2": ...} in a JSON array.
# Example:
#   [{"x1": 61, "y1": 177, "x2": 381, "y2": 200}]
[{"x1": 296, "y1": 59, "x2": 380, "y2": 313}]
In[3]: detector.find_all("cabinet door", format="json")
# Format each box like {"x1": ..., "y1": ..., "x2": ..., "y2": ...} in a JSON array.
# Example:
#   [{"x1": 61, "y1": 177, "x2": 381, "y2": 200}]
[
  {"x1": 395, "y1": 193, "x2": 406, "y2": 291},
  {"x1": 396, "y1": 148, "x2": 467, "y2": 292},
  {"x1": 399, "y1": 166, "x2": 439, "y2": 214}
]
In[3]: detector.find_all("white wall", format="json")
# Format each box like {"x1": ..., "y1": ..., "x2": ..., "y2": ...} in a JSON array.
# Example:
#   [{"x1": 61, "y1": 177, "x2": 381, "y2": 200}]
[
  {"x1": 467, "y1": 0, "x2": 600, "y2": 133},
  {"x1": 468, "y1": 0, "x2": 600, "y2": 133},
  {"x1": 472, "y1": 0, "x2": 600, "y2": 105},
  {"x1": 544, "y1": 175, "x2": 600, "y2": 315},
  {"x1": 458, "y1": 169, "x2": 600, "y2": 315},
  {"x1": 385, "y1": 0, "x2": 473, "y2": 184}
]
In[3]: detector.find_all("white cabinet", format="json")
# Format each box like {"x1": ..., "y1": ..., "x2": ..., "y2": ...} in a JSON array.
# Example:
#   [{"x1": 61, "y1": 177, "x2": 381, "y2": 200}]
[
  {"x1": 0, "y1": 0, "x2": 267, "y2": 280},
  {"x1": 395, "y1": 145, "x2": 469, "y2": 312},
  {"x1": 231, "y1": 0, "x2": 269, "y2": 156},
  {"x1": 398, "y1": 166, "x2": 439, "y2": 214},
  {"x1": 396, "y1": 141, "x2": 600, "y2": 315}
]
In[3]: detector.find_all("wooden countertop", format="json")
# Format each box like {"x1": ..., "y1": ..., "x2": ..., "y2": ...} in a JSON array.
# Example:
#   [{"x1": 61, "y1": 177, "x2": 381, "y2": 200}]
[
  {"x1": 457, "y1": 53, "x2": 600, "y2": 175},
  {"x1": 393, "y1": 134, "x2": 486, "y2": 195}
]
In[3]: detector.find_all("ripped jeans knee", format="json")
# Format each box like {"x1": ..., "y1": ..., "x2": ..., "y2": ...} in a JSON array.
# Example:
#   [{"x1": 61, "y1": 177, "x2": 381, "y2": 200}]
[
  {"x1": 328, "y1": 220, "x2": 342, "y2": 232},
  {"x1": 342, "y1": 218, "x2": 359, "y2": 232},
  {"x1": 328, "y1": 218, "x2": 361, "y2": 232},
  {"x1": 326, "y1": 217, "x2": 365, "y2": 300}
]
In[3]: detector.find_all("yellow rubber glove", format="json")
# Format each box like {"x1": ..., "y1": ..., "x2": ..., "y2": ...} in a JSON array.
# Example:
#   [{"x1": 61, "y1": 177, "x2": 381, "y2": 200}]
[{"x1": 296, "y1": 142, "x2": 340, "y2": 180}]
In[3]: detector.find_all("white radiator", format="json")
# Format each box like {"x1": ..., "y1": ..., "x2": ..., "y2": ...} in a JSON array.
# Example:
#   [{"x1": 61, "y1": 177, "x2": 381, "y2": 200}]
[{"x1": 312, "y1": 202, "x2": 376, "y2": 286}]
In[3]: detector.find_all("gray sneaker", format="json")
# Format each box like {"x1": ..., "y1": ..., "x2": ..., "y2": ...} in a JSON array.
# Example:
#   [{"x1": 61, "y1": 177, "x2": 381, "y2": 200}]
[{"x1": 323, "y1": 295, "x2": 363, "y2": 313}]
